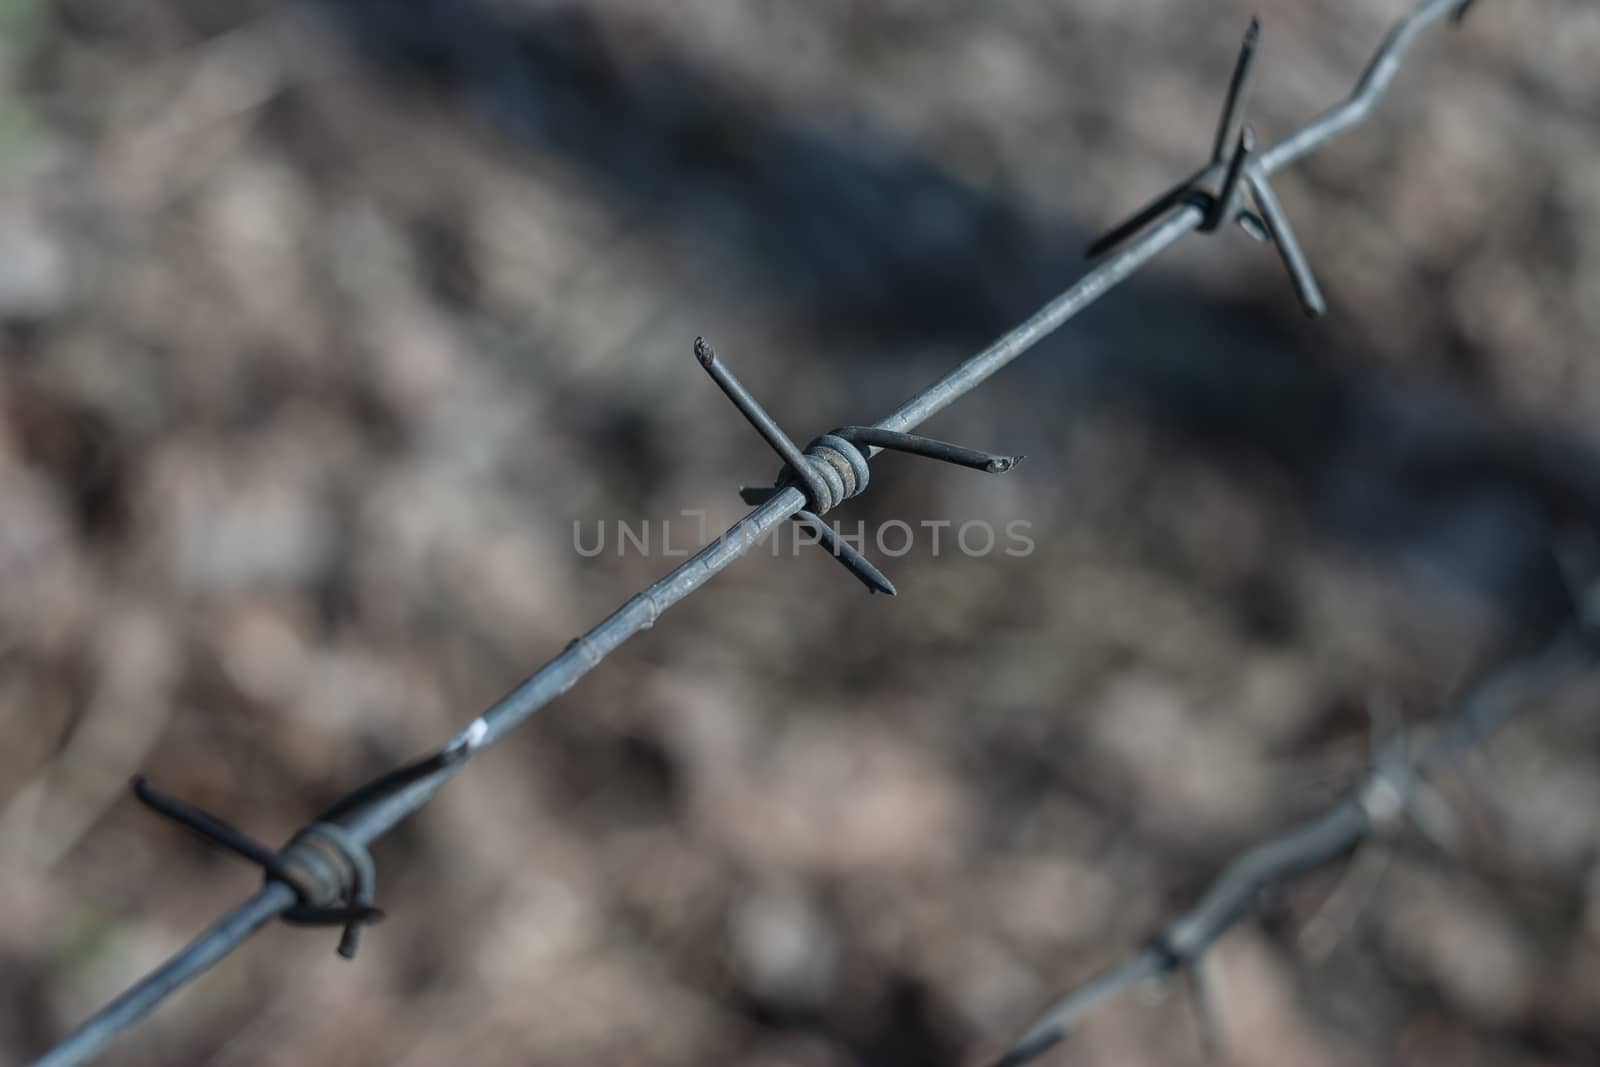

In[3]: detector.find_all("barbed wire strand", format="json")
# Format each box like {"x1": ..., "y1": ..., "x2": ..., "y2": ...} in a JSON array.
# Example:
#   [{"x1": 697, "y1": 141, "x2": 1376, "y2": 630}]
[
  {"x1": 991, "y1": 624, "x2": 1594, "y2": 1067},
  {"x1": 30, "y1": 2, "x2": 1489, "y2": 1064}
]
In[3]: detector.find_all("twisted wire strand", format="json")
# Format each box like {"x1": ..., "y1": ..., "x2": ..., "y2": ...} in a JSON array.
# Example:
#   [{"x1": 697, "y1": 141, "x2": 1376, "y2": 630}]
[
  {"x1": 992, "y1": 627, "x2": 1592, "y2": 1067},
  {"x1": 31, "y1": 3, "x2": 1493, "y2": 1064}
]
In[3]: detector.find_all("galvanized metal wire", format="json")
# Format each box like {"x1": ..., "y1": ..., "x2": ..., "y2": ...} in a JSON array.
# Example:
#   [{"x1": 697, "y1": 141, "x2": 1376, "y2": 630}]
[
  {"x1": 30, "y1": 2, "x2": 1517, "y2": 1064},
  {"x1": 991, "y1": 624, "x2": 1596, "y2": 1067}
]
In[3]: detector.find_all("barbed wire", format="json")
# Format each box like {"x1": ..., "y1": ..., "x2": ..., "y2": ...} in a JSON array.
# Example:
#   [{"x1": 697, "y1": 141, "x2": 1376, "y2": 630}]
[
  {"x1": 29, "y1": 2, "x2": 1518, "y2": 1064},
  {"x1": 991, "y1": 621, "x2": 1596, "y2": 1067}
]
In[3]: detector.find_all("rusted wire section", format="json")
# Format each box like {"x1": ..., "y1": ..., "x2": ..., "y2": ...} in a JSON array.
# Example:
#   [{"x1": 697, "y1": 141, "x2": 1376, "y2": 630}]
[{"x1": 32, "y1": 3, "x2": 1492, "y2": 1065}]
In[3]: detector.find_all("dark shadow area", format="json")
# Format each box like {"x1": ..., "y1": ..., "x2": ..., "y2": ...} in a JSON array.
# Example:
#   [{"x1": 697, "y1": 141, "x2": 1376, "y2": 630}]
[
  {"x1": 1062, "y1": 296, "x2": 1600, "y2": 646},
  {"x1": 300, "y1": 0, "x2": 1085, "y2": 348}
]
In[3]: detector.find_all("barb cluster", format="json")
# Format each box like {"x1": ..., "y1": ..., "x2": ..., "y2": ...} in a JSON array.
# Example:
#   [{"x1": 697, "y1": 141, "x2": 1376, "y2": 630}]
[
  {"x1": 1086, "y1": 16, "x2": 1328, "y2": 316},
  {"x1": 696, "y1": 336, "x2": 1020, "y2": 595},
  {"x1": 29, "y1": 4, "x2": 1534, "y2": 1066},
  {"x1": 133, "y1": 778, "x2": 383, "y2": 959}
]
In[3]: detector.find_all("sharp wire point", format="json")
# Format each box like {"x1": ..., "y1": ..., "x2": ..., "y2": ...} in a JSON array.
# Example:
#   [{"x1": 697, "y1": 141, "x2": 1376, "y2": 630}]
[
  {"x1": 1210, "y1": 14, "x2": 1262, "y2": 165},
  {"x1": 1245, "y1": 169, "x2": 1326, "y2": 317},
  {"x1": 802, "y1": 511, "x2": 898, "y2": 596},
  {"x1": 1097, "y1": 13, "x2": 1266, "y2": 253},
  {"x1": 833, "y1": 426, "x2": 1020, "y2": 474},
  {"x1": 696, "y1": 337, "x2": 830, "y2": 509},
  {"x1": 1236, "y1": 208, "x2": 1269, "y2": 241}
]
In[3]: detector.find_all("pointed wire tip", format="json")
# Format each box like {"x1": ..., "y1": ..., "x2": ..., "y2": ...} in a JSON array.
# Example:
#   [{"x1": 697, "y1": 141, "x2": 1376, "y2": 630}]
[
  {"x1": 862, "y1": 564, "x2": 898, "y2": 596},
  {"x1": 1243, "y1": 15, "x2": 1261, "y2": 47},
  {"x1": 693, "y1": 336, "x2": 715, "y2": 366},
  {"x1": 860, "y1": 567, "x2": 898, "y2": 596},
  {"x1": 986, "y1": 455, "x2": 1024, "y2": 473}
]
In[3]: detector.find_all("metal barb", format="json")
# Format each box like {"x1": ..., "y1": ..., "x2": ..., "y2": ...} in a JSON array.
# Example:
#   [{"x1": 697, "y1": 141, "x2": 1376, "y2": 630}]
[
  {"x1": 1091, "y1": 15, "x2": 1260, "y2": 255},
  {"x1": 799, "y1": 510, "x2": 898, "y2": 595},
  {"x1": 1083, "y1": 9, "x2": 1330, "y2": 314},
  {"x1": 694, "y1": 336, "x2": 831, "y2": 511},
  {"x1": 315, "y1": 737, "x2": 478, "y2": 824},
  {"x1": 1244, "y1": 168, "x2": 1327, "y2": 316},
  {"x1": 700, "y1": 377, "x2": 1017, "y2": 595},
  {"x1": 1211, "y1": 16, "x2": 1262, "y2": 165},
  {"x1": 1084, "y1": 162, "x2": 1212, "y2": 260},
  {"x1": 832, "y1": 426, "x2": 1022, "y2": 473},
  {"x1": 132, "y1": 777, "x2": 284, "y2": 874},
  {"x1": 1236, "y1": 209, "x2": 1269, "y2": 241},
  {"x1": 131, "y1": 778, "x2": 382, "y2": 957},
  {"x1": 1204, "y1": 125, "x2": 1255, "y2": 232},
  {"x1": 696, "y1": 337, "x2": 906, "y2": 590}
]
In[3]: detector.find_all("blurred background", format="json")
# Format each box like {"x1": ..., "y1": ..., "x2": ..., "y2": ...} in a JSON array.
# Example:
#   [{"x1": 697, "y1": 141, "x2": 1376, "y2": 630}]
[{"x1": 3, "y1": 0, "x2": 1600, "y2": 1064}]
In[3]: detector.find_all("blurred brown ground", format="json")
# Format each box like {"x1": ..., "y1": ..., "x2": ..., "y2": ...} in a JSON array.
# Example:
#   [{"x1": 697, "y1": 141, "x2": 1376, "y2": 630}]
[{"x1": 2, "y1": 1, "x2": 1600, "y2": 1064}]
